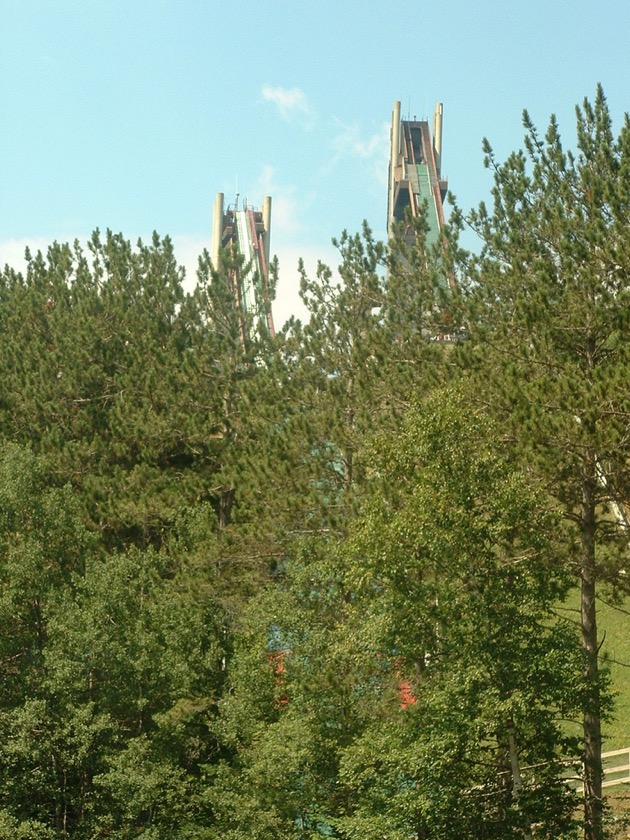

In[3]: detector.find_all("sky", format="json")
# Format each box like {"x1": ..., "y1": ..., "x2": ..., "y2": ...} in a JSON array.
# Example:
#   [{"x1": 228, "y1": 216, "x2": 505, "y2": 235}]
[{"x1": 2, "y1": 0, "x2": 630, "y2": 325}]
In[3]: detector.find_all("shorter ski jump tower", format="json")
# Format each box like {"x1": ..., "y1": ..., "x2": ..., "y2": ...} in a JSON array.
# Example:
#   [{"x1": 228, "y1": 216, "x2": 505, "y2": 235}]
[
  {"x1": 387, "y1": 101, "x2": 447, "y2": 250},
  {"x1": 211, "y1": 193, "x2": 275, "y2": 342}
]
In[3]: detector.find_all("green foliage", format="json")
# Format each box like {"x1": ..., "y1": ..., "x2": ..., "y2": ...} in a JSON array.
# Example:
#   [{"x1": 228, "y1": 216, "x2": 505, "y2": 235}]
[
  {"x1": 0, "y1": 231, "x2": 266, "y2": 549},
  {"x1": 91, "y1": 735, "x2": 197, "y2": 837},
  {"x1": 460, "y1": 87, "x2": 630, "y2": 525},
  {"x1": 0, "y1": 439, "x2": 230, "y2": 835},
  {"x1": 452, "y1": 86, "x2": 630, "y2": 839},
  {"x1": 0, "y1": 442, "x2": 92, "y2": 702},
  {"x1": 0, "y1": 811, "x2": 56, "y2": 839},
  {"x1": 234, "y1": 221, "x2": 450, "y2": 557},
  {"x1": 0, "y1": 88, "x2": 626, "y2": 838},
  {"x1": 331, "y1": 390, "x2": 582, "y2": 839},
  {"x1": 204, "y1": 390, "x2": 584, "y2": 839}
]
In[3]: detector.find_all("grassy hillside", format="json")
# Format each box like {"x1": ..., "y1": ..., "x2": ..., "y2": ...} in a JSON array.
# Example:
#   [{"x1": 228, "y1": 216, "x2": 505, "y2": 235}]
[
  {"x1": 560, "y1": 591, "x2": 630, "y2": 750},
  {"x1": 599, "y1": 593, "x2": 630, "y2": 750}
]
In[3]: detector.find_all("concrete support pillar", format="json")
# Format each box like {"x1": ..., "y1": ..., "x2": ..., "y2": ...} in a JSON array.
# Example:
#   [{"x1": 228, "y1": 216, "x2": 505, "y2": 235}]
[
  {"x1": 389, "y1": 101, "x2": 401, "y2": 233},
  {"x1": 211, "y1": 192, "x2": 224, "y2": 268},
  {"x1": 262, "y1": 195, "x2": 272, "y2": 271},
  {"x1": 433, "y1": 102, "x2": 443, "y2": 178}
]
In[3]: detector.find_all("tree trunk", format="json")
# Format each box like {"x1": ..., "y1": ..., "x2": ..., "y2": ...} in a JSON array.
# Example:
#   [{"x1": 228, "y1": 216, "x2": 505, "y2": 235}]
[
  {"x1": 507, "y1": 723, "x2": 533, "y2": 840},
  {"x1": 581, "y1": 465, "x2": 603, "y2": 840},
  {"x1": 219, "y1": 486, "x2": 234, "y2": 530}
]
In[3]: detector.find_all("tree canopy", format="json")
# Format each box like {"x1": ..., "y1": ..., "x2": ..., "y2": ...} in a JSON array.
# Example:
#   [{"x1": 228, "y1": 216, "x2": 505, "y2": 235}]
[
  {"x1": 0, "y1": 87, "x2": 627, "y2": 838},
  {"x1": 452, "y1": 84, "x2": 630, "y2": 840}
]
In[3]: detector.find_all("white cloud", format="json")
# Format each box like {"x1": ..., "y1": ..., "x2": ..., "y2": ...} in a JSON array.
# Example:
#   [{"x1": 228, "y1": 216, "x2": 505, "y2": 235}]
[
  {"x1": 328, "y1": 119, "x2": 391, "y2": 188},
  {"x1": 166, "y1": 230, "x2": 326, "y2": 327},
  {"x1": 0, "y1": 232, "x2": 337, "y2": 332},
  {"x1": 331, "y1": 122, "x2": 387, "y2": 158},
  {"x1": 0, "y1": 237, "x2": 54, "y2": 275},
  {"x1": 271, "y1": 242, "x2": 341, "y2": 330},
  {"x1": 256, "y1": 164, "x2": 306, "y2": 238},
  {"x1": 171, "y1": 234, "x2": 208, "y2": 293},
  {"x1": 261, "y1": 84, "x2": 315, "y2": 129}
]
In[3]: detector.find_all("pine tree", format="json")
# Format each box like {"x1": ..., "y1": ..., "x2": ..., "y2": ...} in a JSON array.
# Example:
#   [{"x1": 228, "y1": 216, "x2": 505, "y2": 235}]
[
  {"x1": 454, "y1": 86, "x2": 630, "y2": 840},
  {"x1": 0, "y1": 231, "x2": 266, "y2": 550},
  {"x1": 232, "y1": 222, "x2": 450, "y2": 549}
]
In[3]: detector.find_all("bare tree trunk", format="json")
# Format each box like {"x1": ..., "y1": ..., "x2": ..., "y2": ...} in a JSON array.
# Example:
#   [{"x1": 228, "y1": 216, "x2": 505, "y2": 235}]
[
  {"x1": 507, "y1": 723, "x2": 532, "y2": 840},
  {"x1": 581, "y1": 466, "x2": 603, "y2": 840}
]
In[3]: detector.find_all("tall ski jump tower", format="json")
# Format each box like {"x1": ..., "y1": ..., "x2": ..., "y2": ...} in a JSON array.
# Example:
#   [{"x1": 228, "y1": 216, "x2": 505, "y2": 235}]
[
  {"x1": 211, "y1": 193, "x2": 275, "y2": 341},
  {"x1": 387, "y1": 101, "x2": 447, "y2": 250}
]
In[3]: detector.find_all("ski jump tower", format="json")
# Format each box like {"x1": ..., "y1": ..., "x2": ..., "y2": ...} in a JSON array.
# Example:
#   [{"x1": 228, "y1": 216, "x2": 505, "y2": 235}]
[
  {"x1": 387, "y1": 101, "x2": 447, "y2": 250},
  {"x1": 211, "y1": 193, "x2": 275, "y2": 341}
]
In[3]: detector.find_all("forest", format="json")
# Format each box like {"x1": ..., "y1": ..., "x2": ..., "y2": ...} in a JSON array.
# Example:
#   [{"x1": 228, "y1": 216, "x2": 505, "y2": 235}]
[{"x1": 0, "y1": 88, "x2": 629, "y2": 839}]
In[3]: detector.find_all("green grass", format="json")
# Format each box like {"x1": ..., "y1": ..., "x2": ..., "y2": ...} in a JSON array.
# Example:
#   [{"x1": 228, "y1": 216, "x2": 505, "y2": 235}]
[
  {"x1": 599, "y1": 593, "x2": 630, "y2": 750},
  {"x1": 560, "y1": 590, "x2": 630, "y2": 750}
]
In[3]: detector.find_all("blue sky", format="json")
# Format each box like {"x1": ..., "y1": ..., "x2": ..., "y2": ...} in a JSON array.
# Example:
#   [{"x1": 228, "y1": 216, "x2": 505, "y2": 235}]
[{"x1": 2, "y1": 0, "x2": 629, "y2": 324}]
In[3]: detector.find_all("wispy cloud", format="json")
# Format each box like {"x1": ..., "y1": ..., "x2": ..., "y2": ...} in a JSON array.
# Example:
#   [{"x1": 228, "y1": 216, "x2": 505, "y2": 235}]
[
  {"x1": 0, "y1": 234, "x2": 209, "y2": 295},
  {"x1": 320, "y1": 120, "x2": 390, "y2": 192},
  {"x1": 328, "y1": 119, "x2": 391, "y2": 187},
  {"x1": 257, "y1": 164, "x2": 307, "y2": 238},
  {"x1": 331, "y1": 122, "x2": 387, "y2": 158},
  {"x1": 0, "y1": 237, "x2": 52, "y2": 275},
  {"x1": 255, "y1": 164, "x2": 340, "y2": 326},
  {"x1": 261, "y1": 85, "x2": 315, "y2": 129}
]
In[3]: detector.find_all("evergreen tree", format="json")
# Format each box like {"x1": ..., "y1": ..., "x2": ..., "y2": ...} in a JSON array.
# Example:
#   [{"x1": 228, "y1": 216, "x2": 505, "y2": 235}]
[
  {"x1": 453, "y1": 86, "x2": 630, "y2": 840},
  {"x1": 0, "y1": 231, "x2": 197, "y2": 546},
  {"x1": 231, "y1": 221, "x2": 450, "y2": 553}
]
